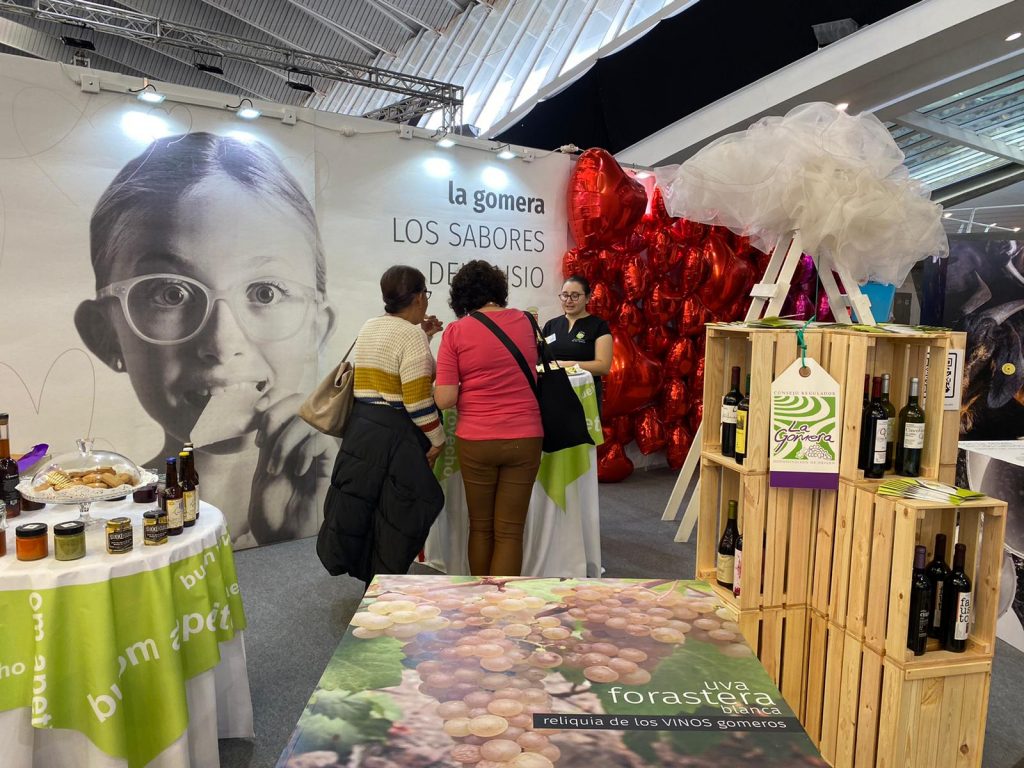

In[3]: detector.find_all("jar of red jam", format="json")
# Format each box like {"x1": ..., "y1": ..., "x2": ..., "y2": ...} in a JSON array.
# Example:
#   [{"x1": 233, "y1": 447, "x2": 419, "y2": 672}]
[{"x1": 15, "y1": 522, "x2": 48, "y2": 561}]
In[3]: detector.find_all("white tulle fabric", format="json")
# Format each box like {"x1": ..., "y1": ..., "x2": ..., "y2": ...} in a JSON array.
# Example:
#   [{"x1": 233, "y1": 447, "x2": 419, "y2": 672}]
[{"x1": 656, "y1": 103, "x2": 948, "y2": 286}]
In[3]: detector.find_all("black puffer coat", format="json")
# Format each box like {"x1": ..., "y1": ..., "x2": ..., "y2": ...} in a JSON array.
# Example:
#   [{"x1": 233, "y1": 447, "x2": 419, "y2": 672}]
[{"x1": 317, "y1": 401, "x2": 444, "y2": 584}]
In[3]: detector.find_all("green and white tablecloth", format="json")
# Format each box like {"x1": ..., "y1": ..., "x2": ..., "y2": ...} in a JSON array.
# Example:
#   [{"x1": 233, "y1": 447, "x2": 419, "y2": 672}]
[
  {"x1": 425, "y1": 370, "x2": 604, "y2": 577},
  {"x1": 0, "y1": 501, "x2": 252, "y2": 768}
]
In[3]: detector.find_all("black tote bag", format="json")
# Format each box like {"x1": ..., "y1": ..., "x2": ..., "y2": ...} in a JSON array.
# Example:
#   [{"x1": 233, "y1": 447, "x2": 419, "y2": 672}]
[{"x1": 470, "y1": 311, "x2": 594, "y2": 454}]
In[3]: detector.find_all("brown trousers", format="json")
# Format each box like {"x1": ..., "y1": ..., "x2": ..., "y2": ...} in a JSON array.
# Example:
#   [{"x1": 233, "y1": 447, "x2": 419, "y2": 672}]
[{"x1": 456, "y1": 437, "x2": 543, "y2": 576}]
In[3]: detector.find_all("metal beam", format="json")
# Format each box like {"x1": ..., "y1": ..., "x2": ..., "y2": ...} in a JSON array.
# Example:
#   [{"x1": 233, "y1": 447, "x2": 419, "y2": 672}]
[
  {"x1": 0, "y1": 16, "x2": 144, "y2": 77},
  {"x1": 281, "y1": 0, "x2": 390, "y2": 57},
  {"x1": 0, "y1": 0, "x2": 462, "y2": 122},
  {"x1": 366, "y1": 0, "x2": 434, "y2": 33},
  {"x1": 894, "y1": 111, "x2": 1024, "y2": 166}
]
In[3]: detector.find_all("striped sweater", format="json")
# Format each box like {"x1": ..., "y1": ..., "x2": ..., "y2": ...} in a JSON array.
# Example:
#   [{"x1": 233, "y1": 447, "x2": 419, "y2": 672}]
[{"x1": 352, "y1": 315, "x2": 445, "y2": 447}]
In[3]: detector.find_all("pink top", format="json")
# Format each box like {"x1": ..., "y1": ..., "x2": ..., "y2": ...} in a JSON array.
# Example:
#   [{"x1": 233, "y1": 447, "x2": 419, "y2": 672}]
[{"x1": 435, "y1": 309, "x2": 543, "y2": 441}]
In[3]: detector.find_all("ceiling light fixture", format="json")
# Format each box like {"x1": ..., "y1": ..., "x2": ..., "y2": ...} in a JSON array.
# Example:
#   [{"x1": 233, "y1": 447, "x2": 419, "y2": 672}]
[
  {"x1": 1006, "y1": 32, "x2": 1022, "y2": 42},
  {"x1": 132, "y1": 82, "x2": 165, "y2": 104},
  {"x1": 60, "y1": 35, "x2": 95, "y2": 50},
  {"x1": 286, "y1": 68, "x2": 316, "y2": 94},
  {"x1": 196, "y1": 62, "x2": 225, "y2": 75},
  {"x1": 287, "y1": 80, "x2": 316, "y2": 94},
  {"x1": 436, "y1": 136, "x2": 456, "y2": 148},
  {"x1": 943, "y1": 212, "x2": 952, "y2": 218},
  {"x1": 635, "y1": 170, "x2": 652, "y2": 179},
  {"x1": 497, "y1": 149, "x2": 516, "y2": 160},
  {"x1": 835, "y1": 102, "x2": 849, "y2": 112}
]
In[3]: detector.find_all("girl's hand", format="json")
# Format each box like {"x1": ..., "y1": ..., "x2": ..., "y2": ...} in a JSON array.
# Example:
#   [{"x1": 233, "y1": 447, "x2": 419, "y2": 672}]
[{"x1": 248, "y1": 392, "x2": 333, "y2": 543}]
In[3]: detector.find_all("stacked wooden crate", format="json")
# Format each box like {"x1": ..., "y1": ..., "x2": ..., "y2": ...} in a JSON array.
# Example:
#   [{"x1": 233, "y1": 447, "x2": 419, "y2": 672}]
[{"x1": 697, "y1": 324, "x2": 1005, "y2": 768}]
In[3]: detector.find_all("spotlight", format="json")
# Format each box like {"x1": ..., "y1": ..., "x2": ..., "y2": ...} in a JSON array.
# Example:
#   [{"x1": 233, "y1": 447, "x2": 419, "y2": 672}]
[
  {"x1": 943, "y1": 212, "x2": 952, "y2": 219},
  {"x1": 230, "y1": 98, "x2": 260, "y2": 120},
  {"x1": 287, "y1": 80, "x2": 315, "y2": 94},
  {"x1": 835, "y1": 102, "x2": 849, "y2": 112},
  {"x1": 60, "y1": 35, "x2": 95, "y2": 50},
  {"x1": 196, "y1": 62, "x2": 225, "y2": 75},
  {"x1": 135, "y1": 83, "x2": 165, "y2": 104},
  {"x1": 436, "y1": 136, "x2": 456, "y2": 148},
  {"x1": 634, "y1": 170, "x2": 652, "y2": 179},
  {"x1": 497, "y1": 149, "x2": 516, "y2": 160},
  {"x1": 1007, "y1": 32, "x2": 1022, "y2": 42}
]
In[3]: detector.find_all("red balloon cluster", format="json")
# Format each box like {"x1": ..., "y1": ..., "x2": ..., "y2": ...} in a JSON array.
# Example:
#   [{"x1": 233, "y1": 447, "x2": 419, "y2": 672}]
[
  {"x1": 781, "y1": 253, "x2": 847, "y2": 323},
  {"x1": 565, "y1": 149, "x2": 762, "y2": 482}
]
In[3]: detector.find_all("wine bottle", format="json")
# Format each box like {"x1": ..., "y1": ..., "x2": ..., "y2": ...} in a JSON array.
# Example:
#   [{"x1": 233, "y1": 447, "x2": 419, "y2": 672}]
[
  {"x1": 716, "y1": 500, "x2": 739, "y2": 590},
  {"x1": 721, "y1": 367, "x2": 742, "y2": 458},
  {"x1": 881, "y1": 374, "x2": 896, "y2": 471},
  {"x1": 907, "y1": 545, "x2": 932, "y2": 656},
  {"x1": 941, "y1": 543, "x2": 972, "y2": 653},
  {"x1": 184, "y1": 441, "x2": 200, "y2": 520},
  {"x1": 179, "y1": 451, "x2": 197, "y2": 528},
  {"x1": 733, "y1": 528, "x2": 743, "y2": 598},
  {"x1": 857, "y1": 375, "x2": 871, "y2": 470},
  {"x1": 926, "y1": 533, "x2": 950, "y2": 639},
  {"x1": 163, "y1": 457, "x2": 184, "y2": 536},
  {"x1": 864, "y1": 376, "x2": 888, "y2": 479},
  {"x1": 734, "y1": 374, "x2": 751, "y2": 466},
  {"x1": 0, "y1": 413, "x2": 22, "y2": 518},
  {"x1": 896, "y1": 377, "x2": 925, "y2": 477}
]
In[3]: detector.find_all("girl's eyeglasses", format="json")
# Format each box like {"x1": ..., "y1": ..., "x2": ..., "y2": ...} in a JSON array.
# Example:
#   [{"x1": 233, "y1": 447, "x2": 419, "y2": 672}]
[
  {"x1": 97, "y1": 273, "x2": 319, "y2": 345},
  {"x1": 559, "y1": 292, "x2": 584, "y2": 301}
]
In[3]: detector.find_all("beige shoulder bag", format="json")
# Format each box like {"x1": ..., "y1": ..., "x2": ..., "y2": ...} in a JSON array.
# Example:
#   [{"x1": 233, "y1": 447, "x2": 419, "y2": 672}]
[{"x1": 298, "y1": 339, "x2": 357, "y2": 437}]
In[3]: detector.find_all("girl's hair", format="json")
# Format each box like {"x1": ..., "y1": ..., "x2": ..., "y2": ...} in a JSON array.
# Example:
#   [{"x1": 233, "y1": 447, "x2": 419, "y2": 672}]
[
  {"x1": 90, "y1": 132, "x2": 325, "y2": 294},
  {"x1": 564, "y1": 274, "x2": 591, "y2": 296},
  {"x1": 380, "y1": 265, "x2": 426, "y2": 313},
  {"x1": 449, "y1": 260, "x2": 509, "y2": 318}
]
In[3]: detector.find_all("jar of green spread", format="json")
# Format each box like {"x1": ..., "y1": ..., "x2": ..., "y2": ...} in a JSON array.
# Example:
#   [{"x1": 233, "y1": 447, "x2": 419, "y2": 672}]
[{"x1": 53, "y1": 520, "x2": 86, "y2": 561}]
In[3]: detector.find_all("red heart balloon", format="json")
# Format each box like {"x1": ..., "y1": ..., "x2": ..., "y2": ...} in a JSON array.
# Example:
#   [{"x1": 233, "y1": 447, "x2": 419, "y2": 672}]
[
  {"x1": 603, "y1": 333, "x2": 664, "y2": 419},
  {"x1": 697, "y1": 233, "x2": 753, "y2": 314},
  {"x1": 649, "y1": 186, "x2": 671, "y2": 223},
  {"x1": 646, "y1": 229, "x2": 675, "y2": 272},
  {"x1": 598, "y1": 248, "x2": 625, "y2": 283},
  {"x1": 602, "y1": 423, "x2": 615, "y2": 444},
  {"x1": 634, "y1": 406, "x2": 667, "y2": 455},
  {"x1": 588, "y1": 280, "x2": 617, "y2": 319},
  {"x1": 782, "y1": 289, "x2": 815, "y2": 321},
  {"x1": 688, "y1": 397, "x2": 704, "y2": 434},
  {"x1": 621, "y1": 253, "x2": 649, "y2": 302},
  {"x1": 644, "y1": 279, "x2": 684, "y2": 324},
  {"x1": 640, "y1": 325, "x2": 674, "y2": 358},
  {"x1": 567, "y1": 148, "x2": 647, "y2": 249},
  {"x1": 562, "y1": 248, "x2": 584, "y2": 280},
  {"x1": 677, "y1": 297, "x2": 709, "y2": 336},
  {"x1": 666, "y1": 422, "x2": 694, "y2": 470},
  {"x1": 672, "y1": 218, "x2": 708, "y2": 246},
  {"x1": 693, "y1": 356, "x2": 705, "y2": 394},
  {"x1": 658, "y1": 378, "x2": 690, "y2": 422},
  {"x1": 597, "y1": 441, "x2": 634, "y2": 483},
  {"x1": 612, "y1": 414, "x2": 634, "y2": 445},
  {"x1": 577, "y1": 254, "x2": 605, "y2": 285},
  {"x1": 794, "y1": 253, "x2": 816, "y2": 286},
  {"x1": 817, "y1": 290, "x2": 835, "y2": 322},
  {"x1": 678, "y1": 246, "x2": 705, "y2": 297},
  {"x1": 613, "y1": 301, "x2": 644, "y2": 337},
  {"x1": 663, "y1": 338, "x2": 697, "y2": 378}
]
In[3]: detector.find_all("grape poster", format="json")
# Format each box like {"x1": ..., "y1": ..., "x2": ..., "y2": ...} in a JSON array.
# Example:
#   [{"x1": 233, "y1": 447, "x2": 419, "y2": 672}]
[{"x1": 278, "y1": 576, "x2": 825, "y2": 768}]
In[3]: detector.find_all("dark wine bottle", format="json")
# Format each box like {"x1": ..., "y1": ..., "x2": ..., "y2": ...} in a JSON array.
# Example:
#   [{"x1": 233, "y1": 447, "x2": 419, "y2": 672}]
[
  {"x1": 717, "y1": 500, "x2": 739, "y2": 590},
  {"x1": 733, "y1": 527, "x2": 743, "y2": 598},
  {"x1": 907, "y1": 545, "x2": 932, "y2": 656},
  {"x1": 896, "y1": 377, "x2": 925, "y2": 477},
  {"x1": 721, "y1": 366, "x2": 742, "y2": 458},
  {"x1": 941, "y1": 543, "x2": 972, "y2": 653},
  {"x1": 0, "y1": 413, "x2": 22, "y2": 518},
  {"x1": 881, "y1": 374, "x2": 896, "y2": 471},
  {"x1": 163, "y1": 457, "x2": 184, "y2": 536},
  {"x1": 734, "y1": 374, "x2": 751, "y2": 466},
  {"x1": 864, "y1": 376, "x2": 888, "y2": 479},
  {"x1": 926, "y1": 533, "x2": 951, "y2": 639},
  {"x1": 858, "y1": 375, "x2": 871, "y2": 470}
]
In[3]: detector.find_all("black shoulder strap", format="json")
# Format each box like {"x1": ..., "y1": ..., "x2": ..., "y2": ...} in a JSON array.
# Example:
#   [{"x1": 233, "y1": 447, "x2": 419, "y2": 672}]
[{"x1": 470, "y1": 311, "x2": 539, "y2": 398}]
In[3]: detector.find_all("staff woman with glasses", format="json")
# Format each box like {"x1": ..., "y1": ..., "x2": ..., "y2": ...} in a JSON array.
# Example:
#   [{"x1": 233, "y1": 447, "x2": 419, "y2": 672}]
[
  {"x1": 76, "y1": 132, "x2": 337, "y2": 547},
  {"x1": 542, "y1": 275, "x2": 613, "y2": 412}
]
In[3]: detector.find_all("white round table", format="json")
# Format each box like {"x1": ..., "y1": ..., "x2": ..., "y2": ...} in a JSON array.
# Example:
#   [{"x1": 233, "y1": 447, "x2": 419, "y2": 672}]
[{"x1": 0, "y1": 500, "x2": 253, "y2": 767}]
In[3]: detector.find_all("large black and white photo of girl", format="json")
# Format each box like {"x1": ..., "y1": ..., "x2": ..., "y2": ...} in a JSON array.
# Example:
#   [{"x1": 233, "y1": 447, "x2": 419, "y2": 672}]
[{"x1": 74, "y1": 131, "x2": 337, "y2": 548}]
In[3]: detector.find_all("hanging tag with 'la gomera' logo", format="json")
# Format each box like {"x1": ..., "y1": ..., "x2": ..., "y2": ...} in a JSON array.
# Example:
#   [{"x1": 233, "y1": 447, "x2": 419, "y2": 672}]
[{"x1": 769, "y1": 357, "x2": 841, "y2": 489}]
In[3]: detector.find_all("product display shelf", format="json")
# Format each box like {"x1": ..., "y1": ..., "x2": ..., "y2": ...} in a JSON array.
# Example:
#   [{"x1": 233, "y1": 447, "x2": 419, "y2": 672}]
[
  {"x1": 819, "y1": 327, "x2": 951, "y2": 483},
  {"x1": 700, "y1": 323, "x2": 825, "y2": 473}
]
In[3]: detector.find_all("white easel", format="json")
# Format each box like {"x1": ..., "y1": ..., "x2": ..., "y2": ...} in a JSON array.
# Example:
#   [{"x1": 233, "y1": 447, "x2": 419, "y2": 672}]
[{"x1": 661, "y1": 231, "x2": 876, "y2": 541}]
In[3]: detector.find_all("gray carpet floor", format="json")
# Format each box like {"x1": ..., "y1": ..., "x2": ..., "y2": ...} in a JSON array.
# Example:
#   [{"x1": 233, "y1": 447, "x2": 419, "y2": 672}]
[{"x1": 219, "y1": 468, "x2": 1023, "y2": 768}]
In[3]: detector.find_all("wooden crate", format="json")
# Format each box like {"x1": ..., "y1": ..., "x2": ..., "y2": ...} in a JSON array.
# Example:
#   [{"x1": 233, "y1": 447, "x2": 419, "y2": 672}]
[
  {"x1": 816, "y1": 620, "x2": 853, "y2": 765},
  {"x1": 735, "y1": 606, "x2": 810, "y2": 720},
  {"x1": 875, "y1": 657, "x2": 992, "y2": 768},
  {"x1": 819, "y1": 327, "x2": 951, "y2": 483},
  {"x1": 697, "y1": 453, "x2": 819, "y2": 610},
  {"x1": 803, "y1": 609, "x2": 829, "y2": 745},
  {"x1": 940, "y1": 332, "x2": 967, "y2": 469},
  {"x1": 701, "y1": 324, "x2": 825, "y2": 472}
]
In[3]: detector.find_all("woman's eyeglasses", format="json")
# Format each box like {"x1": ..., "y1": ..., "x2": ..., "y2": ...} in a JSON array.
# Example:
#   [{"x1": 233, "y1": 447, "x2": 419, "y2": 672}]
[
  {"x1": 96, "y1": 273, "x2": 319, "y2": 345},
  {"x1": 423, "y1": 289, "x2": 432, "y2": 299},
  {"x1": 559, "y1": 292, "x2": 584, "y2": 301}
]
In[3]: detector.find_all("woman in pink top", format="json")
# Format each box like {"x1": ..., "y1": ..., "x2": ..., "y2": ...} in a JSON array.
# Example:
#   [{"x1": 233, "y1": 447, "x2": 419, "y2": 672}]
[{"x1": 435, "y1": 260, "x2": 543, "y2": 576}]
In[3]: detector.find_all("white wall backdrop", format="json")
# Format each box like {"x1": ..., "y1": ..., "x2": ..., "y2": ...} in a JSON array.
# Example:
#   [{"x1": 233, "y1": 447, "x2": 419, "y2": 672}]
[{"x1": 0, "y1": 55, "x2": 568, "y2": 548}]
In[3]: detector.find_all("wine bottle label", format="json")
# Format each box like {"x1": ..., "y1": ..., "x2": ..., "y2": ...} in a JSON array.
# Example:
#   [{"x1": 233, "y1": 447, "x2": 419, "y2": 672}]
[
  {"x1": 932, "y1": 583, "x2": 944, "y2": 628},
  {"x1": 886, "y1": 418, "x2": 895, "y2": 442},
  {"x1": 735, "y1": 412, "x2": 747, "y2": 454},
  {"x1": 183, "y1": 490, "x2": 197, "y2": 523},
  {"x1": 1, "y1": 474, "x2": 18, "y2": 503},
  {"x1": 904, "y1": 422, "x2": 925, "y2": 449},
  {"x1": 915, "y1": 608, "x2": 930, "y2": 637},
  {"x1": 716, "y1": 555, "x2": 735, "y2": 583},
  {"x1": 166, "y1": 498, "x2": 184, "y2": 528},
  {"x1": 954, "y1": 592, "x2": 972, "y2": 641},
  {"x1": 873, "y1": 421, "x2": 888, "y2": 463},
  {"x1": 721, "y1": 404, "x2": 738, "y2": 424},
  {"x1": 733, "y1": 549, "x2": 743, "y2": 596}
]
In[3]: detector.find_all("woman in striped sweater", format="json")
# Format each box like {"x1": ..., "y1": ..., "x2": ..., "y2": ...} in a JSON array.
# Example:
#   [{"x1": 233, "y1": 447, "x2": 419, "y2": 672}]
[{"x1": 318, "y1": 266, "x2": 446, "y2": 583}]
